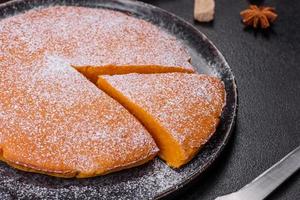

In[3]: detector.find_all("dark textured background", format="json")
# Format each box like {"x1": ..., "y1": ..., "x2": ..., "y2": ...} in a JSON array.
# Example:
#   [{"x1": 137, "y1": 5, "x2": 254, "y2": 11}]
[
  {"x1": 0, "y1": 0, "x2": 298, "y2": 199},
  {"x1": 139, "y1": 0, "x2": 300, "y2": 200}
]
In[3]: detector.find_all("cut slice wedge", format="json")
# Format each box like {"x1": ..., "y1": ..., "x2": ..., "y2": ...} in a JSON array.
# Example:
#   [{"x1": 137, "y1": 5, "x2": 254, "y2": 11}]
[
  {"x1": 74, "y1": 65, "x2": 194, "y2": 84},
  {"x1": 97, "y1": 73, "x2": 226, "y2": 168}
]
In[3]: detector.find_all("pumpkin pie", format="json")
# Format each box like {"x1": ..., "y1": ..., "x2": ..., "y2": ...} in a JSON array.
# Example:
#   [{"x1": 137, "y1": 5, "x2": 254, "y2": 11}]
[{"x1": 0, "y1": 5, "x2": 224, "y2": 178}]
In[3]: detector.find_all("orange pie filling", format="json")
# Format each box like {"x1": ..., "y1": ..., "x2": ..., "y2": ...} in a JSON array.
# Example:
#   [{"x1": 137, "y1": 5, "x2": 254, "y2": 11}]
[{"x1": 74, "y1": 65, "x2": 194, "y2": 83}]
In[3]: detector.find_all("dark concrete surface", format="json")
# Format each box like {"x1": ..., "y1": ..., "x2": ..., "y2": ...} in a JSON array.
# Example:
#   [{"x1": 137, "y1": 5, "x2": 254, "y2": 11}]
[{"x1": 0, "y1": 0, "x2": 298, "y2": 199}]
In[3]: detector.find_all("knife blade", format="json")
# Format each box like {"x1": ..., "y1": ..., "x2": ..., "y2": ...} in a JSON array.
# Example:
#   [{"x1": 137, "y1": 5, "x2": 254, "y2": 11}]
[{"x1": 215, "y1": 145, "x2": 300, "y2": 200}]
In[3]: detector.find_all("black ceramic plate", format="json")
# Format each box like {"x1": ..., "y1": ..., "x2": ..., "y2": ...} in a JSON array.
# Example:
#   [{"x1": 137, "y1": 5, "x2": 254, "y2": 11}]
[{"x1": 0, "y1": 0, "x2": 237, "y2": 199}]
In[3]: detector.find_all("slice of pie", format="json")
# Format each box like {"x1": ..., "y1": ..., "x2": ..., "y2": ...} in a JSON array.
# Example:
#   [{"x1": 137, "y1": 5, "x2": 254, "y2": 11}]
[{"x1": 97, "y1": 73, "x2": 226, "y2": 168}]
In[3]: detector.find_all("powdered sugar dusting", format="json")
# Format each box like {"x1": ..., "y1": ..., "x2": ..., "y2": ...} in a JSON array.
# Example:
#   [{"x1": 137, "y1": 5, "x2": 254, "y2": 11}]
[
  {"x1": 0, "y1": 157, "x2": 207, "y2": 200},
  {"x1": 26, "y1": 55, "x2": 107, "y2": 108}
]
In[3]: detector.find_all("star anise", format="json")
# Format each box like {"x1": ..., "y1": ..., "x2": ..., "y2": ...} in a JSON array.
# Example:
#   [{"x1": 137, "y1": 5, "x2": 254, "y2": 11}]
[{"x1": 240, "y1": 5, "x2": 278, "y2": 29}]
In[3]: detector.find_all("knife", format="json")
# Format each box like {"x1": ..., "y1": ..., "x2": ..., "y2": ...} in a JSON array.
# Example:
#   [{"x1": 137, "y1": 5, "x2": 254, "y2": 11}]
[{"x1": 215, "y1": 145, "x2": 300, "y2": 200}]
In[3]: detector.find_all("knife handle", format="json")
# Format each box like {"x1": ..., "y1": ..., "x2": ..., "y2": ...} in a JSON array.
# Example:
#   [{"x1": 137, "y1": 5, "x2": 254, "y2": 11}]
[{"x1": 235, "y1": 145, "x2": 300, "y2": 200}]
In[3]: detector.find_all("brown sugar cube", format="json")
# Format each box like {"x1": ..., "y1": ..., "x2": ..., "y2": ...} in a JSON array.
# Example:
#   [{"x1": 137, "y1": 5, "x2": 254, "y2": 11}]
[{"x1": 194, "y1": 0, "x2": 215, "y2": 22}]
